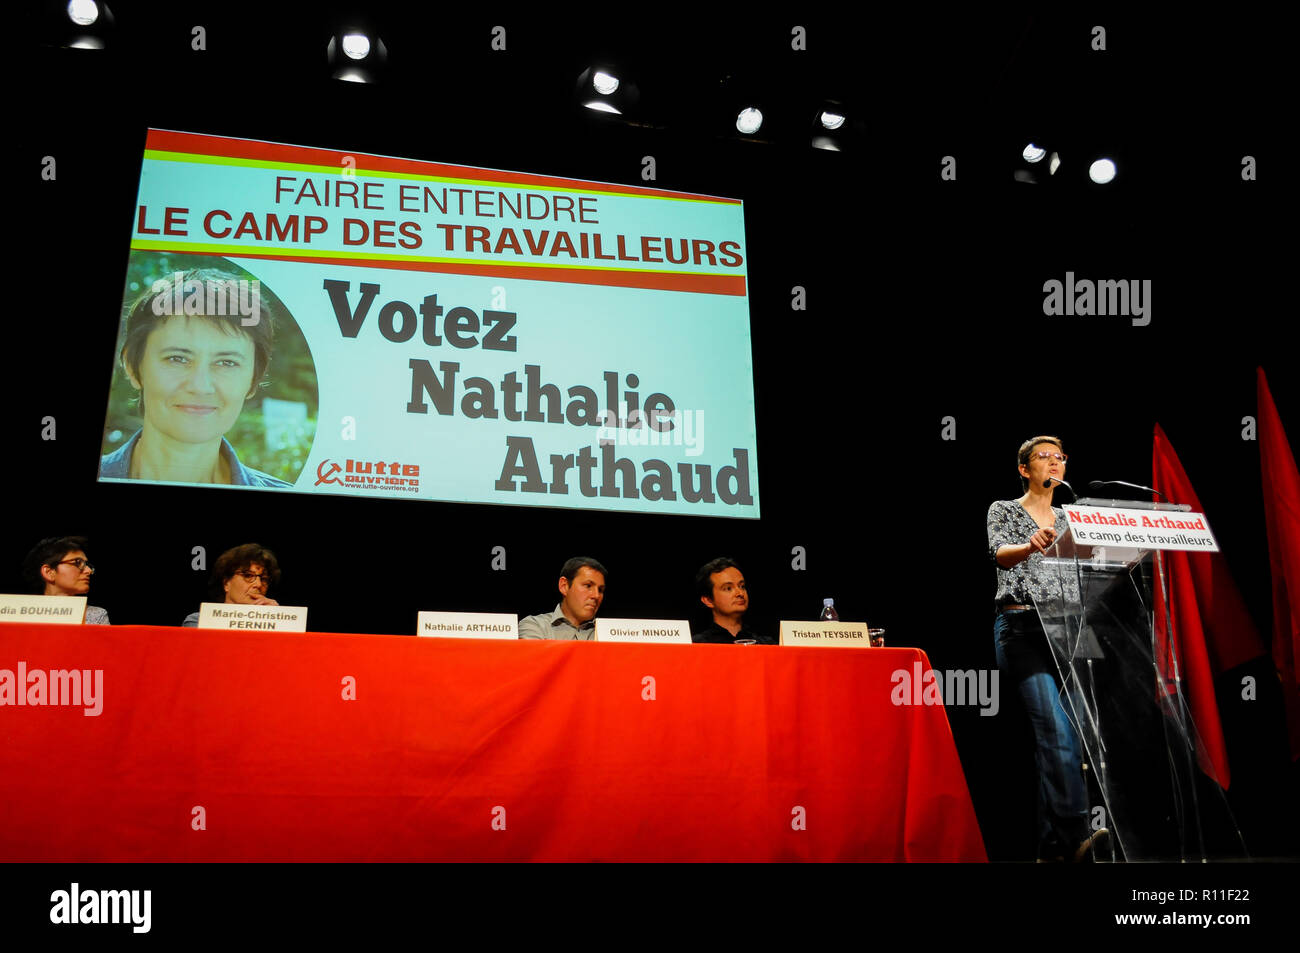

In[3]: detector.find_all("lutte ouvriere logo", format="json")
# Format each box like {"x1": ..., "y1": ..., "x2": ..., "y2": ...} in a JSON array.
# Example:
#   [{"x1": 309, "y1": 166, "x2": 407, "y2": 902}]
[{"x1": 315, "y1": 457, "x2": 421, "y2": 492}]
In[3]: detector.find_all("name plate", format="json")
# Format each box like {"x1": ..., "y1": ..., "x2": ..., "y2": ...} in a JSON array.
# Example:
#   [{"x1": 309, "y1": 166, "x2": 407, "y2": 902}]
[
  {"x1": 780, "y1": 620, "x2": 873, "y2": 647},
  {"x1": 0, "y1": 594, "x2": 87, "y2": 625},
  {"x1": 1064, "y1": 505, "x2": 1219, "y2": 552},
  {"x1": 594, "y1": 618, "x2": 692, "y2": 643},
  {"x1": 416, "y1": 611, "x2": 519, "y2": 639},
  {"x1": 196, "y1": 603, "x2": 308, "y2": 631}
]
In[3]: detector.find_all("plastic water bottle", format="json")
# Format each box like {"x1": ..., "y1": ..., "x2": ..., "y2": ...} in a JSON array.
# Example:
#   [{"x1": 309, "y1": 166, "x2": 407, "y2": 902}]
[{"x1": 820, "y1": 598, "x2": 839, "y2": 621}]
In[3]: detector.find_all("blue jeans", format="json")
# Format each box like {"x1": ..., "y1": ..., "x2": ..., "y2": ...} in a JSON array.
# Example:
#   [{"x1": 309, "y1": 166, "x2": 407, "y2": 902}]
[{"x1": 994, "y1": 609, "x2": 1089, "y2": 858}]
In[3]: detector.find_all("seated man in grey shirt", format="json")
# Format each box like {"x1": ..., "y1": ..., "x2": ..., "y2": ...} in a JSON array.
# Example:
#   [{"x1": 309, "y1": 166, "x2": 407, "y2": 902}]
[{"x1": 518, "y1": 556, "x2": 607, "y2": 640}]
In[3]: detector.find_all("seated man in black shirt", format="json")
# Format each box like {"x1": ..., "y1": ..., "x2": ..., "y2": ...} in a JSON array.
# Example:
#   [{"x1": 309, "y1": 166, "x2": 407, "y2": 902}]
[{"x1": 692, "y1": 557, "x2": 775, "y2": 644}]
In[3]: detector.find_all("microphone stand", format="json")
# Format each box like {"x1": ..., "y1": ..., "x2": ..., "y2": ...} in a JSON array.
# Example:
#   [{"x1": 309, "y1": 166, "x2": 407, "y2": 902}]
[{"x1": 1044, "y1": 478, "x2": 1110, "y2": 845}]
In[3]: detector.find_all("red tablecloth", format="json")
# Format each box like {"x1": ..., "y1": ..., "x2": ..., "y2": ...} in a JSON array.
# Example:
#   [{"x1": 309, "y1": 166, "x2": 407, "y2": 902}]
[{"x1": 0, "y1": 623, "x2": 986, "y2": 861}]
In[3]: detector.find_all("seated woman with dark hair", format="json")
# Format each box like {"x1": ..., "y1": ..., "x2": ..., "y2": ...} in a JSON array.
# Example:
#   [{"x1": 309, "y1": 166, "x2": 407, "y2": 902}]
[
  {"x1": 22, "y1": 536, "x2": 110, "y2": 624},
  {"x1": 100, "y1": 268, "x2": 289, "y2": 487},
  {"x1": 182, "y1": 543, "x2": 282, "y2": 627}
]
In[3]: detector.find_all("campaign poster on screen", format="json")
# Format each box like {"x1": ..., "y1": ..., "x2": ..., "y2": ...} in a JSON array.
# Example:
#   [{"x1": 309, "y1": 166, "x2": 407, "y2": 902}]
[{"x1": 98, "y1": 130, "x2": 758, "y2": 517}]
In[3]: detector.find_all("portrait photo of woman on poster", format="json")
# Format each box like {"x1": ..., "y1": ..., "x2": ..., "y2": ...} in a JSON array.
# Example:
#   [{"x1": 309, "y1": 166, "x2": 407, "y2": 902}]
[{"x1": 99, "y1": 254, "x2": 318, "y2": 488}]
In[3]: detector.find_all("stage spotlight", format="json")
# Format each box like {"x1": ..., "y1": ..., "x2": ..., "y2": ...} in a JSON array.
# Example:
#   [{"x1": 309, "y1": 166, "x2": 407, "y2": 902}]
[
  {"x1": 1016, "y1": 136, "x2": 1068, "y2": 185},
  {"x1": 592, "y1": 70, "x2": 619, "y2": 95},
  {"x1": 61, "y1": 0, "x2": 113, "y2": 48},
  {"x1": 1015, "y1": 140, "x2": 1051, "y2": 184},
  {"x1": 341, "y1": 33, "x2": 371, "y2": 60},
  {"x1": 806, "y1": 102, "x2": 853, "y2": 152},
  {"x1": 575, "y1": 66, "x2": 638, "y2": 120},
  {"x1": 736, "y1": 107, "x2": 763, "y2": 135},
  {"x1": 1089, "y1": 158, "x2": 1117, "y2": 184},
  {"x1": 67, "y1": 0, "x2": 98, "y2": 26},
  {"x1": 327, "y1": 29, "x2": 387, "y2": 83},
  {"x1": 820, "y1": 110, "x2": 845, "y2": 131}
]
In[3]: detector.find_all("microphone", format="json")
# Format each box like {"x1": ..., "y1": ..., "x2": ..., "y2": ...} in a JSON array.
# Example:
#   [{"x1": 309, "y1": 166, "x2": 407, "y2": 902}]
[
  {"x1": 1043, "y1": 476, "x2": 1076, "y2": 501},
  {"x1": 1088, "y1": 479, "x2": 1168, "y2": 501}
]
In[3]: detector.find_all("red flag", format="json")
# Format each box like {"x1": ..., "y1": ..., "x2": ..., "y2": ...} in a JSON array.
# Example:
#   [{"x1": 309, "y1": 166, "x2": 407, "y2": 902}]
[
  {"x1": 1152, "y1": 424, "x2": 1266, "y2": 788},
  {"x1": 1257, "y1": 368, "x2": 1300, "y2": 760}
]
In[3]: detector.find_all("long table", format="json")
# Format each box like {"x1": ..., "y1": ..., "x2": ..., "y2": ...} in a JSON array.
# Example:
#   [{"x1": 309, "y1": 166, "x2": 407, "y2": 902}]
[{"x1": 0, "y1": 623, "x2": 986, "y2": 861}]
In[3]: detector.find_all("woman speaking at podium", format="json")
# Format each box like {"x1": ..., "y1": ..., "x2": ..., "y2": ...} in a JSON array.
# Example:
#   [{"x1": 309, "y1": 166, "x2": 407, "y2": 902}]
[{"x1": 986, "y1": 436, "x2": 1102, "y2": 862}]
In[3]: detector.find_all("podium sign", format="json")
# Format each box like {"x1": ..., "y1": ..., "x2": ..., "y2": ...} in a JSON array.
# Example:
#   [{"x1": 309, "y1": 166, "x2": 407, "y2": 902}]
[
  {"x1": 779, "y1": 621, "x2": 873, "y2": 647},
  {"x1": 1062, "y1": 505, "x2": 1219, "y2": 552}
]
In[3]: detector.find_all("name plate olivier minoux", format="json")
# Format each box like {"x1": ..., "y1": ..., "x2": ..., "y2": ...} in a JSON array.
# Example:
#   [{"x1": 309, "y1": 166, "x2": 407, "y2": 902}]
[{"x1": 595, "y1": 618, "x2": 692, "y2": 643}]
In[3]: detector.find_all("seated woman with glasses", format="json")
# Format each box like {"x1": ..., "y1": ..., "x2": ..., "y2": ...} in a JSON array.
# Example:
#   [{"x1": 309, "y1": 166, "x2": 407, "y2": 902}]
[
  {"x1": 182, "y1": 543, "x2": 281, "y2": 626},
  {"x1": 21, "y1": 536, "x2": 110, "y2": 624}
]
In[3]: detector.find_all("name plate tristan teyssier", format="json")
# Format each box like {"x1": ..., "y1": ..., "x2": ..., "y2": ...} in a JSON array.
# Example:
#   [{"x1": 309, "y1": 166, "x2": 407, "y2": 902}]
[
  {"x1": 780, "y1": 620, "x2": 873, "y2": 647},
  {"x1": 0, "y1": 594, "x2": 88, "y2": 625},
  {"x1": 594, "y1": 618, "x2": 692, "y2": 643},
  {"x1": 416, "y1": 611, "x2": 519, "y2": 639},
  {"x1": 196, "y1": 602, "x2": 309, "y2": 632},
  {"x1": 1064, "y1": 505, "x2": 1220, "y2": 552}
]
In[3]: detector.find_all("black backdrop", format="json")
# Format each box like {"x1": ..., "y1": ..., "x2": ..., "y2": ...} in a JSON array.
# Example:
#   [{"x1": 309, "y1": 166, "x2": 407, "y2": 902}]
[{"x1": 11, "y1": 5, "x2": 1297, "y2": 861}]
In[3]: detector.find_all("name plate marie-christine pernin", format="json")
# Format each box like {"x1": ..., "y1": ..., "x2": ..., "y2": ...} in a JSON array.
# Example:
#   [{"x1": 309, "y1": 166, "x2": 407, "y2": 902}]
[
  {"x1": 196, "y1": 603, "x2": 309, "y2": 632},
  {"x1": 780, "y1": 620, "x2": 873, "y2": 647},
  {"x1": 595, "y1": 618, "x2": 692, "y2": 643},
  {"x1": 416, "y1": 611, "x2": 518, "y2": 639},
  {"x1": 0, "y1": 594, "x2": 88, "y2": 625}
]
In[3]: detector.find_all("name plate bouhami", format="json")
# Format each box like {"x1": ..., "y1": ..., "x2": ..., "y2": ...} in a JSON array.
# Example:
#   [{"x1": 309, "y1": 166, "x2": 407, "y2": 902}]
[
  {"x1": 780, "y1": 620, "x2": 873, "y2": 647},
  {"x1": 1064, "y1": 505, "x2": 1219, "y2": 552},
  {"x1": 416, "y1": 611, "x2": 519, "y2": 639},
  {"x1": 196, "y1": 603, "x2": 309, "y2": 632},
  {"x1": 0, "y1": 594, "x2": 88, "y2": 625},
  {"x1": 595, "y1": 618, "x2": 692, "y2": 643}
]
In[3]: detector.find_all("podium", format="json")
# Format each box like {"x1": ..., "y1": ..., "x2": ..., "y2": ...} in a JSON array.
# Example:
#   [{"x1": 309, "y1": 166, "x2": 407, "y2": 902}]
[{"x1": 1033, "y1": 497, "x2": 1245, "y2": 861}]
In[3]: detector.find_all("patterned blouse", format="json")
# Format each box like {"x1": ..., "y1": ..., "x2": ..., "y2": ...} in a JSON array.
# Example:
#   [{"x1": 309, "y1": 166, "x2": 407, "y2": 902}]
[{"x1": 986, "y1": 499, "x2": 1078, "y2": 607}]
